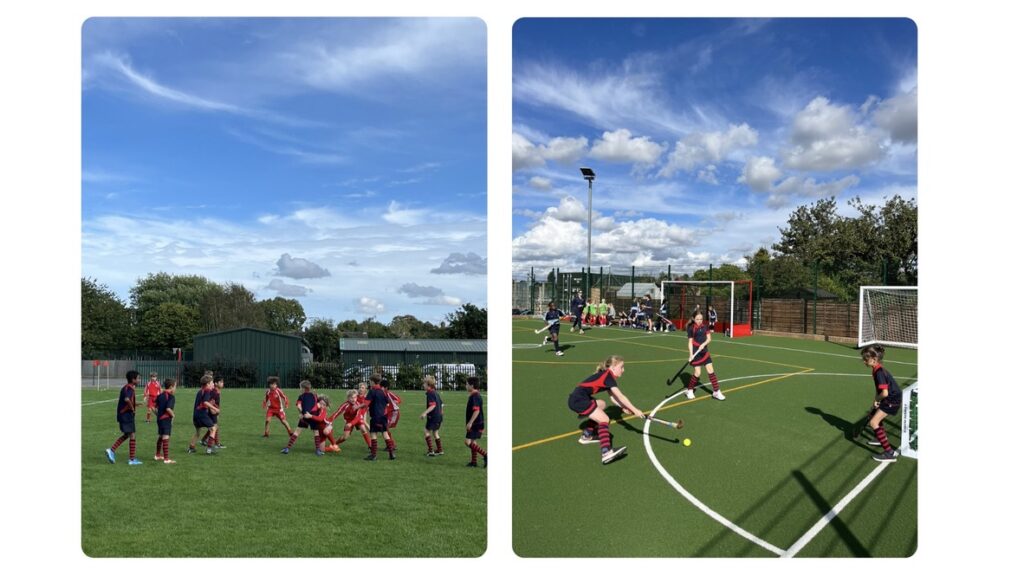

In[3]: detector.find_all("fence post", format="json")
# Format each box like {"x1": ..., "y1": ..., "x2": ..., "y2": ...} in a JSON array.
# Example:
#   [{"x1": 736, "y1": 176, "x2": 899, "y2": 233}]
[
  {"x1": 813, "y1": 260, "x2": 819, "y2": 336},
  {"x1": 631, "y1": 266, "x2": 635, "y2": 303}
]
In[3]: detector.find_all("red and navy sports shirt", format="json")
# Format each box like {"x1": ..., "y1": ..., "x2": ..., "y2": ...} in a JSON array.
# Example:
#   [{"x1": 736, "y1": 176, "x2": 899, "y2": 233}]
[
  {"x1": 266, "y1": 388, "x2": 287, "y2": 410},
  {"x1": 574, "y1": 370, "x2": 619, "y2": 398},
  {"x1": 366, "y1": 386, "x2": 389, "y2": 420},
  {"x1": 157, "y1": 391, "x2": 175, "y2": 420},
  {"x1": 146, "y1": 381, "x2": 161, "y2": 398},
  {"x1": 297, "y1": 391, "x2": 319, "y2": 416},
  {"x1": 425, "y1": 389, "x2": 443, "y2": 416},
  {"x1": 687, "y1": 322, "x2": 709, "y2": 345},
  {"x1": 465, "y1": 391, "x2": 484, "y2": 428},
  {"x1": 544, "y1": 309, "x2": 565, "y2": 323},
  {"x1": 872, "y1": 365, "x2": 902, "y2": 397},
  {"x1": 117, "y1": 384, "x2": 136, "y2": 415}
]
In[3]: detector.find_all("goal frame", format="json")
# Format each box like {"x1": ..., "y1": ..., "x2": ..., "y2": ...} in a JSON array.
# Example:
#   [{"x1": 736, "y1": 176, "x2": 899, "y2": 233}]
[
  {"x1": 900, "y1": 381, "x2": 919, "y2": 459},
  {"x1": 858, "y1": 286, "x2": 918, "y2": 349},
  {"x1": 659, "y1": 280, "x2": 753, "y2": 337}
]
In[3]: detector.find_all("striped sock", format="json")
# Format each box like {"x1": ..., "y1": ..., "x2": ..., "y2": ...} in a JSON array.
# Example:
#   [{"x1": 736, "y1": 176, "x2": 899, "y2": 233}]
[
  {"x1": 598, "y1": 423, "x2": 612, "y2": 451},
  {"x1": 111, "y1": 435, "x2": 127, "y2": 451},
  {"x1": 286, "y1": 433, "x2": 298, "y2": 449},
  {"x1": 314, "y1": 435, "x2": 322, "y2": 451},
  {"x1": 435, "y1": 438, "x2": 443, "y2": 452},
  {"x1": 202, "y1": 431, "x2": 210, "y2": 443},
  {"x1": 688, "y1": 375, "x2": 699, "y2": 390},
  {"x1": 709, "y1": 373, "x2": 720, "y2": 392},
  {"x1": 470, "y1": 444, "x2": 478, "y2": 463},
  {"x1": 426, "y1": 436, "x2": 434, "y2": 452},
  {"x1": 156, "y1": 437, "x2": 163, "y2": 456},
  {"x1": 386, "y1": 438, "x2": 396, "y2": 455},
  {"x1": 129, "y1": 438, "x2": 136, "y2": 459},
  {"x1": 162, "y1": 438, "x2": 169, "y2": 460},
  {"x1": 371, "y1": 439, "x2": 378, "y2": 456},
  {"x1": 471, "y1": 442, "x2": 487, "y2": 458},
  {"x1": 874, "y1": 426, "x2": 893, "y2": 452}
]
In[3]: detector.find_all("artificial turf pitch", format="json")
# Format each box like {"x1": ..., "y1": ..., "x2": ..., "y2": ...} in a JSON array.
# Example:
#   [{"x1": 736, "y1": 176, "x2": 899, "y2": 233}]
[
  {"x1": 82, "y1": 388, "x2": 486, "y2": 557},
  {"x1": 512, "y1": 319, "x2": 917, "y2": 557}
]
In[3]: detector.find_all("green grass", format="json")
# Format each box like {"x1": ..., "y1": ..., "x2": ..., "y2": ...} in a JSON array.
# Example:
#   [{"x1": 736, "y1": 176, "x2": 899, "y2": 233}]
[
  {"x1": 513, "y1": 320, "x2": 917, "y2": 557},
  {"x1": 82, "y1": 388, "x2": 486, "y2": 557}
]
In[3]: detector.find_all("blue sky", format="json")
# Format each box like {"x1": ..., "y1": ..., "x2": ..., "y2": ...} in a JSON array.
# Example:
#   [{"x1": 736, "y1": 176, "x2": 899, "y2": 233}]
[
  {"x1": 82, "y1": 18, "x2": 487, "y2": 324},
  {"x1": 512, "y1": 18, "x2": 917, "y2": 276}
]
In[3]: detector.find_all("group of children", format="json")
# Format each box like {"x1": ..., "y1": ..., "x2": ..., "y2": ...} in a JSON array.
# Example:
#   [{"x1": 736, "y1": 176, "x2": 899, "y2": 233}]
[
  {"x1": 565, "y1": 308, "x2": 903, "y2": 465},
  {"x1": 106, "y1": 370, "x2": 486, "y2": 468}
]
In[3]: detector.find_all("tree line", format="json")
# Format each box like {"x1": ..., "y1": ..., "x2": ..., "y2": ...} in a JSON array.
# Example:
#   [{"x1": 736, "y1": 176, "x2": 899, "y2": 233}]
[{"x1": 82, "y1": 272, "x2": 487, "y2": 359}]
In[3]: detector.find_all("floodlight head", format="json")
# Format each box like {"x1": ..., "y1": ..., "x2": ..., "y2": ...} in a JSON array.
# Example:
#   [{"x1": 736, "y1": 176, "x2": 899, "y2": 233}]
[{"x1": 580, "y1": 167, "x2": 596, "y2": 181}]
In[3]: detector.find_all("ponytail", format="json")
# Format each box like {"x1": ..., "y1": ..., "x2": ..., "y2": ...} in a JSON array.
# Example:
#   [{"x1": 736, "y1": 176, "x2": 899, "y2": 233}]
[{"x1": 595, "y1": 355, "x2": 624, "y2": 373}]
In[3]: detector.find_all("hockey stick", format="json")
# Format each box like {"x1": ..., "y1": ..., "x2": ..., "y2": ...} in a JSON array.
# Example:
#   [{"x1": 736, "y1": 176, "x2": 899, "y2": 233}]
[
  {"x1": 666, "y1": 352, "x2": 697, "y2": 386},
  {"x1": 647, "y1": 416, "x2": 684, "y2": 430},
  {"x1": 534, "y1": 319, "x2": 556, "y2": 334}
]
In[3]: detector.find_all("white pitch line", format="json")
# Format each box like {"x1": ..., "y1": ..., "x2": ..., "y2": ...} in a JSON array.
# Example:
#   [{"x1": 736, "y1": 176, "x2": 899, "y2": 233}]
[
  {"x1": 719, "y1": 339, "x2": 918, "y2": 367},
  {"x1": 81, "y1": 398, "x2": 118, "y2": 406},
  {"x1": 644, "y1": 377, "x2": 787, "y2": 557},
  {"x1": 781, "y1": 461, "x2": 892, "y2": 557}
]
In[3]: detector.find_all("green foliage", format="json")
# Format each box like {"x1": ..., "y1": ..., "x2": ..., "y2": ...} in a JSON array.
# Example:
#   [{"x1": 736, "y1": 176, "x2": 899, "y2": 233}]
[
  {"x1": 388, "y1": 314, "x2": 444, "y2": 339},
  {"x1": 259, "y1": 297, "x2": 307, "y2": 333},
  {"x1": 182, "y1": 359, "x2": 260, "y2": 388},
  {"x1": 298, "y1": 362, "x2": 347, "y2": 389},
  {"x1": 445, "y1": 303, "x2": 487, "y2": 339},
  {"x1": 130, "y1": 272, "x2": 219, "y2": 318},
  {"x1": 397, "y1": 362, "x2": 426, "y2": 390},
  {"x1": 690, "y1": 263, "x2": 750, "y2": 282},
  {"x1": 304, "y1": 318, "x2": 340, "y2": 362},
  {"x1": 81, "y1": 278, "x2": 135, "y2": 355},
  {"x1": 139, "y1": 302, "x2": 201, "y2": 350},
  {"x1": 199, "y1": 282, "x2": 266, "y2": 332}
]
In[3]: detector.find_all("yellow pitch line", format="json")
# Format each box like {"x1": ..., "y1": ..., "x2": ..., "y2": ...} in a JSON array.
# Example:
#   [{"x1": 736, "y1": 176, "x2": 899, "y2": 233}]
[
  {"x1": 511, "y1": 368, "x2": 815, "y2": 452},
  {"x1": 513, "y1": 357, "x2": 688, "y2": 366}
]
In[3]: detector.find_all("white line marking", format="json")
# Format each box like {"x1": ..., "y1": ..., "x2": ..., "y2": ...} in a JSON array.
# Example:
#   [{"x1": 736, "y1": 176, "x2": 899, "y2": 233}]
[
  {"x1": 512, "y1": 343, "x2": 544, "y2": 349},
  {"x1": 781, "y1": 462, "x2": 892, "y2": 557},
  {"x1": 81, "y1": 398, "x2": 118, "y2": 406},
  {"x1": 720, "y1": 339, "x2": 918, "y2": 367}
]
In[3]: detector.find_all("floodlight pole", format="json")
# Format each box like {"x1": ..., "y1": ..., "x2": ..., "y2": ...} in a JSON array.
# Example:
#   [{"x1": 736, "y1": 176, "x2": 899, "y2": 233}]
[{"x1": 580, "y1": 168, "x2": 596, "y2": 300}]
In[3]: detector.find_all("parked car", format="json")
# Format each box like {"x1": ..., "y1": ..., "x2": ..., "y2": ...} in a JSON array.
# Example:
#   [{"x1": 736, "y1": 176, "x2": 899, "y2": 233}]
[{"x1": 422, "y1": 363, "x2": 477, "y2": 389}]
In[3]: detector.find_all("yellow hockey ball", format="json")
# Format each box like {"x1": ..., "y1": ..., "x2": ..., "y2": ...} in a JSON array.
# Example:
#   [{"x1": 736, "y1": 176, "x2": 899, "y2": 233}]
[{"x1": 683, "y1": 438, "x2": 692, "y2": 447}]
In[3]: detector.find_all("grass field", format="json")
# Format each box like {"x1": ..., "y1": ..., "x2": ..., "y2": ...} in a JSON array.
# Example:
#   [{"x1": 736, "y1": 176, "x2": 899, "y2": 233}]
[
  {"x1": 82, "y1": 388, "x2": 486, "y2": 557},
  {"x1": 512, "y1": 319, "x2": 917, "y2": 557}
]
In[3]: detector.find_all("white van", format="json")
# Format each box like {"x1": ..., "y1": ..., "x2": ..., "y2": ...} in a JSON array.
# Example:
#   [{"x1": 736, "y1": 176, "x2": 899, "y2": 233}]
[{"x1": 422, "y1": 363, "x2": 477, "y2": 389}]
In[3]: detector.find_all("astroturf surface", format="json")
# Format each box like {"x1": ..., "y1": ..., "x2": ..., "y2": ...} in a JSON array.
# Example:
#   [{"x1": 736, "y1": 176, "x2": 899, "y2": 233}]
[
  {"x1": 82, "y1": 388, "x2": 486, "y2": 557},
  {"x1": 512, "y1": 320, "x2": 917, "y2": 557}
]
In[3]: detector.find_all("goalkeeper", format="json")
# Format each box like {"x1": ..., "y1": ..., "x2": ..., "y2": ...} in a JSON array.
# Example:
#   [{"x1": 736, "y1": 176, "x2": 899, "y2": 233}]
[{"x1": 860, "y1": 345, "x2": 902, "y2": 462}]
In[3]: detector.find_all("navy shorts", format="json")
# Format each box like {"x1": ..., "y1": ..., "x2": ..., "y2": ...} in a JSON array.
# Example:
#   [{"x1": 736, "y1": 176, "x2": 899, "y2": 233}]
[
  {"x1": 157, "y1": 419, "x2": 173, "y2": 436},
  {"x1": 567, "y1": 390, "x2": 597, "y2": 417},
  {"x1": 691, "y1": 349, "x2": 712, "y2": 366},
  {"x1": 879, "y1": 396, "x2": 902, "y2": 416},
  {"x1": 425, "y1": 416, "x2": 443, "y2": 431},
  {"x1": 548, "y1": 323, "x2": 560, "y2": 336},
  {"x1": 370, "y1": 418, "x2": 388, "y2": 433},
  {"x1": 465, "y1": 428, "x2": 483, "y2": 440},
  {"x1": 117, "y1": 416, "x2": 136, "y2": 435},
  {"x1": 210, "y1": 413, "x2": 219, "y2": 425},
  {"x1": 193, "y1": 413, "x2": 215, "y2": 429}
]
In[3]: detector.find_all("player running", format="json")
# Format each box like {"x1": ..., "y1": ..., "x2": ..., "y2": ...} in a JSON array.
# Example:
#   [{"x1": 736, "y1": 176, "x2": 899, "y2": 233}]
[
  {"x1": 861, "y1": 344, "x2": 903, "y2": 462},
  {"x1": 154, "y1": 378, "x2": 177, "y2": 464},
  {"x1": 106, "y1": 370, "x2": 142, "y2": 465},
  {"x1": 420, "y1": 375, "x2": 444, "y2": 456},
  {"x1": 570, "y1": 290, "x2": 586, "y2": 334},
  {"x1": 365, "y1": 374, "x2": 397, "y2": 461},
  {"x1": 263, "y1": 376, "x2": 293, "y2": 438},
  {"x1": 683, "y1": 310, "x2": 725, "y2": 401},
  {"x1": 464, "y1": 377, "x2": 486, "y2": 467},
  {"x1": 281, "y1": 380, "x2": 324, "y2": 455},
  {"x1": 568, "y1": 356, "x2": 646, "y2": 464},
  {"x1": 542, "y1": 301, "x2": 567, "y2": 356}
]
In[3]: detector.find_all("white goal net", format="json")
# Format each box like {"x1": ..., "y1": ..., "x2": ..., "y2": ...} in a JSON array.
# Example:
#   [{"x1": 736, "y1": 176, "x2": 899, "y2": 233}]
[{"x1": 858, "y1": 286, "x2": 918, "y2": 349}]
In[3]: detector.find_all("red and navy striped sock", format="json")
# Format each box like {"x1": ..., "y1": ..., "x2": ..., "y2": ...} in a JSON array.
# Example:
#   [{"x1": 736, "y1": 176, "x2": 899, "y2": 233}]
[
  {"x1": 214, "y1": 432, "x2": 220, "y2": 445},
  {"x1": 470, "y1": 444, "x2": 478, "y2": 463},
  {"x1": 386, "y1": 438, "x2": 396, "y2": 455},
  {"x1": 111, "y1": 434, "x2": 127, "y2": 451},
  {"x1": 598, "y1": 423, "x2": 612, "y2": 451},
  {"x1": 286, "y1": 433, "x2": 298, "y2": 449},
  {"x1": 709, "y1": 373, "x2": 720, "y2": 392},
  {"x1": 371, "y1": 439, "x2": 378, "y2": 456},
  {"x1": 471, "y1": 442, "x2": 487, "y2": 457},
  {"x1": 156, "y1": 437, "x2": 163, "y2": 456},
  {"x1": 162, "y1": 438, "x2": 170, "y2": 460},
  {"x1": 202, "y1": 430, "x2": 210, "y2": 443},
  {"x1": 435, "y1": 438, "x2": 443, "y2": 452},
  {"x1": 425, "y1": 436, "x2": 434, "y2": 452},
  {"x1": 688, "y1": 375, "x2": 699, "y2": 390},
  {"x1": 129, "y1": 438, "x2": 136, "y2": 460},
  {"x1": 874, "y1": 426, "x2": 893, "y2": 452}
]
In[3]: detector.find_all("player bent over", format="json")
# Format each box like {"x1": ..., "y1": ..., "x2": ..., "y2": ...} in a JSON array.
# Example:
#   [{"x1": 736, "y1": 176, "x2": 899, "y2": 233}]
[
  {"x1": 568, "y1": 356, "x2": 645, "y2": 465},
  {"x1": 861, "y1": 345, "x2": 902, "y2": 462},
  {"x1": 420, "y1": 375, "x2": 444, "y2": 456},
  {"x1": 365, "y1": 375, "x2": 397, "y2": 460},
  {"x1": 329, "y1": 389, "x2": 373, "y2": 452},
  {"x1": 263, "y1": 376, "x2": 292, "y2": 437},
  {"x1": 154, "y1": 378, "x2": 177, "y2": 464},
  {"x1": 106, "y1": 370, "x2": 142, "y2": 465},
  {"x1": 464, "y1": 377, "x2": 486, "y2": 467},
  {"x1": 684, "y1": 310, "x2": 725, "y2": 401}
]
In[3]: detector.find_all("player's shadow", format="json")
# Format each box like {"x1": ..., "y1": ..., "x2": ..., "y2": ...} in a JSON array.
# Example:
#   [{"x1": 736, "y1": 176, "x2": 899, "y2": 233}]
[
  {"x1": 607, "y1": 406, "x2": 680, "y2": 445},
  {"x1": 804, "y1": 406, "x2": 874, "y2": 452},
  {"x1": 550, "y1": 344, "x2": 575, "y2": 353}
]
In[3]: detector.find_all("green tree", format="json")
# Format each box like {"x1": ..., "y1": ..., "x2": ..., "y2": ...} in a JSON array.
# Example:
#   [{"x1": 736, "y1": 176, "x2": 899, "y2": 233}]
[
  {"x1": 139, "y1": 301, "x2": 200, "y2": 350},
  {"x1": 81, "y1": 278, "x2": 135, "y2": 355},
  {"x1": 444, "y1": 303, "x2": 487, "y2": 339},
  {"x1": 199, "y1": 283, "x2": 265, "y2": 332},
  {"x1": 388, "y1": 314, "x2": 442, "y2": 339},
  {"x1": 130, "y1": 272, "x2": 219, "y2": 317},
  {"x1": 304, "y1": 318, "x2": 339, "y2": 362},
  {"x1": 358, "y1": 317, "x2": 392, "y2": 338},
  {"x1": 259, "y1": 297, "x2": 307, "y2": 334}
]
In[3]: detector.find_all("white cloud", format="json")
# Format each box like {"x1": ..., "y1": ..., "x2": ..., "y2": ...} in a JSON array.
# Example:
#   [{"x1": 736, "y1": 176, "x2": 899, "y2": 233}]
[
  {"x1": 738, "y1": 156, "x2": 783, "y2": 192},
  {"x1": 697, "y1": 165, "x2": 719, "y2": 185},
  {"x1": 763, "y1": 175, "x2": 861, "y2": 209},
  {"x1": 397, "y1": 283, "x2": 462, "y2": 307},
  {"x1": 355, "y1": 296, "x2": 386, "y2": 315},
  {"x1": 872, "y1": 88, "x2": 918, "y2": 144},
  {"x1": 267, "y1": 278, "x2": 311, "y2": 297},
  {"x1": 528, "y1": 176, "x2": 553, "y2": 190},
  {"x1": 782, "y1": 96, "x2": 886, "y2": 171},
  {"x1": 275, "y1": 253, "x2": 331, "y2": 279},
  {"x1": 590, "y1": 129, "x2": 665, "y2": 166},
  {"x1": 512, "y1": 132, "x2": 588, "y2": 172},
  {"x1": 512, "y1": 132, "x2": 545, "y2": 171},
  {"x1": 659, "y1": 124, "x2": 758, "y2": 178},
  {"x1": 382, "y1": 200, "x2": 429, "y2": 227},
  {"x1": 430, "y1": 252, "x2": 487, "y2": 275}
]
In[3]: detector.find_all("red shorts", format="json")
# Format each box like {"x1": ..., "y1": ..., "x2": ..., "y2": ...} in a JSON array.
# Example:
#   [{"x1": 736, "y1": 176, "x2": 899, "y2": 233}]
[
  {"x1": 147, "y1": 396, "x2": 158, "y2": 409},
  {"x1": 343, "y1": 417, "x2": 365, "y2": 432},
  {"x1": 266, "y1": 408, "x2": 287, "y2": 420},
  {"x1": 387, "y1": 410, "x2": 400, "y2": 429}
]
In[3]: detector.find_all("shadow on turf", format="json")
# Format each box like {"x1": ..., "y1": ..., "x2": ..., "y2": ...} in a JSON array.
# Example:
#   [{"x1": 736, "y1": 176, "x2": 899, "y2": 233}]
[
  {"x1": 606, "y1": 406, "x2": 681, "y2": 445},
  {"x1": 804, "y1": 407, "x2": 899, "y2": 454},
  {"x1": 548, "y1": 344, "x2": 575, "y2": 354},
  {"x1": 792, "y1": 470, "x2": 871, "y2": 557}
]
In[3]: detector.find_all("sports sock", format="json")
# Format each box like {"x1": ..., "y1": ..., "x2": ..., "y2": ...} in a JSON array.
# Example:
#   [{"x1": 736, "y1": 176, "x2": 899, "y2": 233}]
[
  {"x1": 362, "y1": 432, "x2": 372, "y2": 448},
  {"x1": 471, "y1": 442, "x2": 487, "y2": 458},
  {"x1": 156, "y1": 437, "x2": 163, "y2": 455},
  {"x1": 371, "y1": 439, "x2": 378, "y2": 457},
  {"x1": 470, "y1": 444, "x2": 478, "y2": 464},
  {"x1": 688, "y1": 374, "x2": 699, "y2": 390},
  {"x1": 162, "y1": 438, "x2": 170, "y2": 460},
  {"x1": 709, "y1": 373, "x2": 720, "y2": 392},
  {"x1": 129, "y1": 438, "x2": 136, "y2": 460},
  {"x1": 111, "y1": 434, "x2": 127, "y2": 451},
  {"x1": 874, "y1": 426, "x2": 893, "y2": 452},
  {"x1": 286, "y1": 433, "x2": 298, "y2": 449},
  {"x1": 435, "y1": 438, "x2": 443, "y2": 452},
  {"x1": 386, "y1": 438, "x2": 396, "y2": 455},
  {"x1": 598, "y1": 423, "x2": 611, "y2": 451},
  {"x1": 425, "y1": 436, "x2": 434, "y2": 452},
  {"x1": 327, "y1": 432, "x2": 337, "y2": 445}
]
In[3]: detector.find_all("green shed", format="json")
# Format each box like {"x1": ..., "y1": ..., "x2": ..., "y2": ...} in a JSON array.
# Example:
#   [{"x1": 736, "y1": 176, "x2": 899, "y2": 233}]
[
  {"x1": 338, "y1": 339, "x2": 487, "y2": 389},
  {"x1": 193, "y1": 328, "x2": 304, "y2": 387}
]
